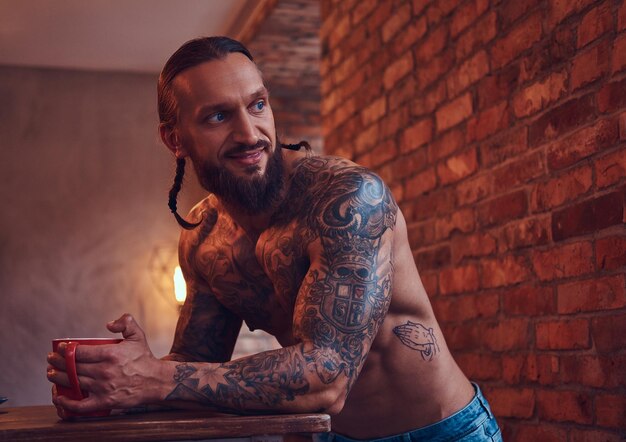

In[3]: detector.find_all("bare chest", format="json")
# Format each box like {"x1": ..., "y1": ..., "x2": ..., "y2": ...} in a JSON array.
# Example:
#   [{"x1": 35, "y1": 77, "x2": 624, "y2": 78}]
[{"x1": 194, "y1": 220, "x2": 312, "y2": 342}]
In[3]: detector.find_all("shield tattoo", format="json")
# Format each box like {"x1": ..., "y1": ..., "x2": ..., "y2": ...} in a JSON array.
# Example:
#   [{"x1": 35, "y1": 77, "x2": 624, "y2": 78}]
[{"x1": 322, "y1": 281, "x2": 374, "y2": 333}]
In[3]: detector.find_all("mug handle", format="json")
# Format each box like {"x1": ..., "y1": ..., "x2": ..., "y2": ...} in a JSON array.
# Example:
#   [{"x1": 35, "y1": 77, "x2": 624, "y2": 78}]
[{"x1": 64, "y1": 341, "x2": 84, "y2": 400}]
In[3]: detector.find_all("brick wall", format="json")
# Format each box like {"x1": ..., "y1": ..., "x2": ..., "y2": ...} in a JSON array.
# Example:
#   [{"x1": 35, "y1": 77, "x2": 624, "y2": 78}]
[{"x1": 320, "y1": 0, "x2": 626, "y2": 439}]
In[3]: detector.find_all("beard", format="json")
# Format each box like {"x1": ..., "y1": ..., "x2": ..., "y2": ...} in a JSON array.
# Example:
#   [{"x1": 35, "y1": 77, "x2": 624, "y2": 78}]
[{"x1": 192, "y1": 141, "x2": 285, "y2": 215}]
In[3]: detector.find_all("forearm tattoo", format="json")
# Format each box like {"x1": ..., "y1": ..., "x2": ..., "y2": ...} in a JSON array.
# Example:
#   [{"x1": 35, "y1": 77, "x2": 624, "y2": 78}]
[
  {"x1": 393, "y1": 321, "x2": 440, "y2": 361},
  {"x1": 166, "y1": 346, "x2": 309, "y2": 412}
]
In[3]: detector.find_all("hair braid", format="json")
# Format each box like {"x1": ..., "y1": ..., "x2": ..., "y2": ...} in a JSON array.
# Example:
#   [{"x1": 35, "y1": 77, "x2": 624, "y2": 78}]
[
  {"x1": 168, "y1": 158, "x2": 201, "y2": 230},
  {"x1": 280, "y1": 140, "x2": 312, "y2": 151}
]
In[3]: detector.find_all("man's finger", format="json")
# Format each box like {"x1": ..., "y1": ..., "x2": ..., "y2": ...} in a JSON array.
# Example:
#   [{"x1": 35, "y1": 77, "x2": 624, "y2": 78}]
[
  {"x1": 106, "y1": 313, "x2": 146, "y2": 342},
  {"x1": 55, "y1": 394, "x2": 104, "y2": 414},
  {"x1": 47, "y1": 369, "x2": 95, "y2": 390}
]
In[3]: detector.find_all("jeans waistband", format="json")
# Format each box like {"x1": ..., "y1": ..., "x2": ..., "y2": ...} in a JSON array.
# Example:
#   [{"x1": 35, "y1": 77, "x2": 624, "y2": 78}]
[{"x1": 329, "y1": 383, "x2": 494, "y2": 442}]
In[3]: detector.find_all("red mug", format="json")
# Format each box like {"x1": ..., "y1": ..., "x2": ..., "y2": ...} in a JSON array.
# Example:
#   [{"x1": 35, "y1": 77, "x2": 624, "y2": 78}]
[{"x1": 51, "y1": 338, "x2": 123, "y2": 419}]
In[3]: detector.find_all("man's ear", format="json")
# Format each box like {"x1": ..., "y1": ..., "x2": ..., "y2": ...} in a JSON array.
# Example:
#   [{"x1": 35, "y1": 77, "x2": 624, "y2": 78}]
[{"x1": 159, "y1": 124, "x2": 187, "y2": 158}]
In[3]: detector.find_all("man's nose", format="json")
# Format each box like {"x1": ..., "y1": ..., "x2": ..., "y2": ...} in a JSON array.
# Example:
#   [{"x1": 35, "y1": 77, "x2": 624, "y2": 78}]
[{"x1": 232, "y1": 111, "x2": 259, "y2": 146}]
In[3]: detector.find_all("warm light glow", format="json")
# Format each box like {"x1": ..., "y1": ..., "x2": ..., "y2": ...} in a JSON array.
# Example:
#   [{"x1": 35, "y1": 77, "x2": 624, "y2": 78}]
[{"x1": 173, "y1": 266, "x2": 186, "y2": 304}]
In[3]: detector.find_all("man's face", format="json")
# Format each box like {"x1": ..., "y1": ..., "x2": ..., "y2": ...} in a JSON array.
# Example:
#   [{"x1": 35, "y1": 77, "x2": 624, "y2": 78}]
[{"x1": 170, "y1": 53, "x2": 282, "y2": 212}]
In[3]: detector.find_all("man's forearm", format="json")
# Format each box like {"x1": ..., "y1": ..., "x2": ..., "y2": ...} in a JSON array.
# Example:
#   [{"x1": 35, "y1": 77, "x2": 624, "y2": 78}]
[{"x1": 159, "y1": 344, "x2": 337, "y2": 414}]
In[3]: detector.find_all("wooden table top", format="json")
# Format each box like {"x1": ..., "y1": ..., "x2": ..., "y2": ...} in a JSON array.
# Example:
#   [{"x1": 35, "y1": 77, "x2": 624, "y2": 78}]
[{"x1": 0, "y1": 405, "x2": 331, "y2": 442}]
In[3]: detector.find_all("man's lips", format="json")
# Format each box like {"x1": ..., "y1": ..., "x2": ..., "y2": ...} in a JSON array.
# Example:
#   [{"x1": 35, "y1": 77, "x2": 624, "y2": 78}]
[{"x1": 226, "y1": 148, "x2": 264, "y2": 165}]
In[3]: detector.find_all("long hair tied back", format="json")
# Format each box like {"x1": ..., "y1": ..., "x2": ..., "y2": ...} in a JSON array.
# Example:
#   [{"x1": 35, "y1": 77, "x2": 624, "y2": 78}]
[{"x1": 168, "y1": 158, "x2": 202, "y2": 230}]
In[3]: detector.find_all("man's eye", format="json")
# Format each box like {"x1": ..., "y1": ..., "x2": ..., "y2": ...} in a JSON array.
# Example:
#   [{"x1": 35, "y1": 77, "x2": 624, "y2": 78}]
[
  {"x1": 207, "y1": 112, "x2": 225, "y2": 123},
  {"x1": 253, "y1": 100, "x2": 265, "y2": 112}
]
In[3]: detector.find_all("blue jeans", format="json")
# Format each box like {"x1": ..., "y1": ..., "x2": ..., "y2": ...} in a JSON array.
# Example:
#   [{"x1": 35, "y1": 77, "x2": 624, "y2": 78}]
[{"x1": 315, "y1": 383, "x2": 502, "y2": 442}]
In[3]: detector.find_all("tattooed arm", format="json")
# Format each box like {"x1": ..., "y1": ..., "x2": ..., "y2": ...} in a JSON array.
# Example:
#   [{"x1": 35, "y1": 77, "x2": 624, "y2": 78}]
[{"x1": 163, "y1": 167, "x2": 398, "y2": 414}]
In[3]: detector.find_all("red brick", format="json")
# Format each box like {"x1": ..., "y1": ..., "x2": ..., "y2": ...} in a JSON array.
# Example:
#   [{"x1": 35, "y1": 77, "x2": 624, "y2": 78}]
[
  {"x1": 391, "y1": 17, "x2": 428, "y2": 57},
  {"x1": 414, "y1": 245, "x2": 451, "y2": 270},
  {"x1": 546, "y1": 118, "x2": 619, "y2": 170},
  {"x1": 361, "y1": 96, "x2": 386, "y2": 126},
  {"x1": 354, "y1": 123, "x2": 379, "y2": 154},
  {"x1": 326, "y1": 13, "x2": 352, "y2": 50},
  {"x1": 379, "y1": 105, "x2": 410, "y2": 139},
  {"x1": 406, "y1": 219, "x2": 435, "y2": 248},
  {"x1": 451, "y1": 232, "x2": 497, "y2": 263},
  {"x1": 595, "y1": 148, "x2": 626, "y2": 188},
  {"x1": 391, "y1": 147, "x2": 428, "y2": 179},
  {"x1": 529, "y1": 94, "x2": 596, "y2": 147},
  {"x1": 482, "y1": 318, "x2": 531, "y2": 351},
  {"x1": 439, "y1": 264, "x2": 480, "y2": 295},
  {"x1": 455, "y1": 11, "x2": 497, "y2": 60},
  {"x1": 620, "y1": 112, "x2": 626, "y2": 140},
  {"x1": 411, "y1": 0, "x2": 429, "y2": 16},
  {"x1": 502, "y1": 285, "x2": 555, "y2": 316},
  {"x1": 381, "y1": 3, "x2": 411, "y2": 43},
  {"x1": 570, "y1": 40, "x2": 611, "y2": 91},
  {"x1": 512, "y1": 70, "x2": 568, "y2": 118},
  {"x1": 456, "y1": 352, "x2": 502, "y2": 381},
  {"x1": 596, "y1": 235, "x2": 626, "y2": 271},
  {"x1": 493, "y1": 151, "x2": 545, "y2": 190},
  {"x1": 620, "y1": 0, "x2": 626, "y2": 31},
  {"x1": 499, "y1": 0, "x2": 542, "y2": 28},
  {"x1": 531, "y1": 166, "x2": 593, "y2": 212},
  {"x1": 501, "y1": 216, "x2": 551, "y2": 252},
  {"x1": 427, "y1": 128, "x2": 465, "y2": 162},
  {"x1": 612, "y1": 33, "x2": 626, "y2": 74},
  {"x1": 485, "y1": 387, "x2": 535, "y2": 418},
  {"x1": 467, "y1": 101, "x2": 509, "y2": 142},
  {"x1": 480, "y1": 126, "x2": 528, "y2": 166},
  {"x1": 365, "y1": 1, "x2": 393, "y2": 35},
  {"x1": 416, "y1": 49, "x2": 455, "y2": 90},
  {"x1": 577, "y1": 2, "x2": 613, "y2": 48},
  {"x1": 481, "y1": 254, "x2": 531, "y2": 288},
  {"x1": 536, "y1": 389, "x2": 593, "y2": 424},
  {"x1": 425, "y1": 0, "x2": 457, "y2": 25},
  {"x1": 414, "y1": 23, "x2": 448, "y2": 62},
  {"x1": 369, "y1": 139, "x2": 398, "y2": 168},
  {"x1": 552, "y1": 191, "x2": 623, "y2": 241},
  {"x1": 435, "y1": 208, "x2": 475, "y2": 240},
  {"x1": 511, "y1": 424, "x2": 567, "y2": 442},
  {"x1": 456, "y1": 173, "x2": 493, "y2": 205},
  {"x1": 435, "y1": 92, "x2": 473, "y2": 132},
  {"x1": 411, "y1": 187, "x2": 456, "y2": 220},
  {"x1": 412, "y1": 80, "x2": 447, "y2": 117},
  {"x1": 447, "y1": 50, "x2": 490, "y2": 98},
  {"x1": 560, "y1": 354, "x2": 626, "y2": 388},
  {"x1": 536, "y1": 318, "x2": 591, "y2": 350},
  {"x1": 351, "y1": 0, "x2": 377, "y2": 26},
  {"x1": 569, "y1": 429, "x2": 624, "y2": 442},
  {"x1": 531, "y1": 241, "x2": 594, "y2": 281},
  {"x1": 558, "y1": 274, "x2": 626, "y2": 314},
  {"x1": 333, "y1": 54, "x2": 358, "y2": 84},
  {"x1": 596, "y1": 394, "x2": 626, "y2": 428},
  {"x1": 404, "y1": 168, "x2": 437, "y2": 199},
  {"x1": 598, "y1": 77, "x2": 626, "y2": 113},
  {"x1": 383, "y1": 51, "x2": 413, "y2": 90},
  {"x1": 491, "y1": 12, "x2": 542, "y2": 69},
  {"x1": 438, "y1": 292, "x2": 500, "y2": 322},
  {"x1": 328, "y1": 96, "x2": 357, "y2": 131},
  {"x1": 592, "y1": 312, "x2": 626, "y2": 352},
  {"x1": 547, "y1": 0, "x2": 597, "y2": 27},
  {"x1": 436, "y1": 148, "x2": 478, "y2": 185},
  {"x1": 478, "y1": 190, "x2": 528, "y2": 227},
  {"x1": 443, "y1": 323, "x2": 480, "y2": 351},
  {"x1": 478, "y1": 63, "x2": 520, "y2": 110},
  {"x1": 450, "y1": 0, "x2": 489, "y2": 38},
  {"x1": 400, "y1": 118, "x2": 433, "y2": 154}
]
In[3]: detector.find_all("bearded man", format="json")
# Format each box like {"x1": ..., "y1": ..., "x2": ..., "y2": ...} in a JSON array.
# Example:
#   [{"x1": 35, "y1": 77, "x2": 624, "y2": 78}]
[{"x1": 48, "y1": 36, "x2": 502, "y2": 442}]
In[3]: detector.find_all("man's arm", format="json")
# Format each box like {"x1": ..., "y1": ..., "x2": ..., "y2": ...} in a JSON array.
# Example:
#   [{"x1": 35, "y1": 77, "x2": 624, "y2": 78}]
[
  {"x1": 163, "y1": 167, "x2": 398, "y2": 414},
  {"x1": 50, "y1": 167, "x2": 397, "y2": 415}
]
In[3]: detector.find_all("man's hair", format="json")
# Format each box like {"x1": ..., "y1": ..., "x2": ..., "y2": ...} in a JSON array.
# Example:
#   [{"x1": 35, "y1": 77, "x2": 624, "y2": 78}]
[{"x1": 158, "y1": 36, "x2": 253, "y2": 128}]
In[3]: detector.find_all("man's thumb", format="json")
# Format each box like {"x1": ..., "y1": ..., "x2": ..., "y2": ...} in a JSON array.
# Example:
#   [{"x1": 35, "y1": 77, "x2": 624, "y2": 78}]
[{"x1": 106, "y1": 313, "x2": 144, "y2": 341}]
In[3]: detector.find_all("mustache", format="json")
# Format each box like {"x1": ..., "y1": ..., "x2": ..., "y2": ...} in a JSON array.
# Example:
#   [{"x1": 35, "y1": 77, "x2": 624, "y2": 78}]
[{"x1": 226, "y1": 140, "x2": 271, "y2": 156}]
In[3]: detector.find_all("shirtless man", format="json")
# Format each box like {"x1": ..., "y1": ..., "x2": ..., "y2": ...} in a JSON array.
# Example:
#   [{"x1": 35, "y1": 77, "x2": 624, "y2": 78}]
[{"x1": 47, "y1": 37, "x2": 502, "y2": 441}]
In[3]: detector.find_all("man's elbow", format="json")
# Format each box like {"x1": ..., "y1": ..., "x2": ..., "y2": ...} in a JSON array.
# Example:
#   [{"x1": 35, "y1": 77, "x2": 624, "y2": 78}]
[{"x1": 313, "y1": 383, "x2": 348, "y2": 415}]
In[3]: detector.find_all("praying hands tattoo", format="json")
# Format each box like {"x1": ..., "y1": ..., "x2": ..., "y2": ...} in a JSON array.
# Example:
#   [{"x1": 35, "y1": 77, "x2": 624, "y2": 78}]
[{"x1": 393, "y1": 321, "x2": 440, "y2": 361}]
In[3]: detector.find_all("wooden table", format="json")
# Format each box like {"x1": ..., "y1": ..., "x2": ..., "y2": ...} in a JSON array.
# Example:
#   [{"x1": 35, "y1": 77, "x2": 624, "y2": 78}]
[{"x1": 0, "y1": 406, "x2": 331, "y2": 442}]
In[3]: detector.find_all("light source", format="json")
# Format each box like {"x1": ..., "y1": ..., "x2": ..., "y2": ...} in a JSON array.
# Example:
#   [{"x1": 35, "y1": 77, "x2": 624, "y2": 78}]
[{"x1": 173, "y1": 266, "x2": 186, "y2": 305}]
